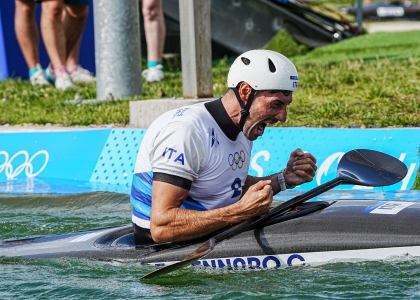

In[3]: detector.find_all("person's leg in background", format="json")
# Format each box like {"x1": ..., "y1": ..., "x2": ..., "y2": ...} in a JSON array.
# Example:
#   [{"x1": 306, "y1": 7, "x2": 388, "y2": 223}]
[
  {"x1": 62, "y1": 0, "x2": 95, "y2": 83},
  {"x1": 141, "y1": 0, "x2": 166, "y2": 82},
  {"x1": 14, "y1": 0, "x2": 50, "y2": 85},
  {"x1": 40, "y1": 0, "x2": 76, "y2": 90}
]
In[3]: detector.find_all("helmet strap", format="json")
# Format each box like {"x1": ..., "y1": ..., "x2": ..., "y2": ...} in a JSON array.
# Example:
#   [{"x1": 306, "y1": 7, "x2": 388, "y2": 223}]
[{"x1": 231, "y1": 87, "x2": 256, "y2": 131}]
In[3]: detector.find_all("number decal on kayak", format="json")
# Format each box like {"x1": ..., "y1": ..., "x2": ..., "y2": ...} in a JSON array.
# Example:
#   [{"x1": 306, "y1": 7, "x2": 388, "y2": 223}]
[{"x1": 231, "y1": 178, "x2": 241, "y2": 198}]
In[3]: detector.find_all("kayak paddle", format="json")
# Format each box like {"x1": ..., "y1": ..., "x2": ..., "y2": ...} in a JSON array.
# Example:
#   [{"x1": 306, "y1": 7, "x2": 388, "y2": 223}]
[{"x1": 141, "y1": 149, "x2": 408, "y2": 279}]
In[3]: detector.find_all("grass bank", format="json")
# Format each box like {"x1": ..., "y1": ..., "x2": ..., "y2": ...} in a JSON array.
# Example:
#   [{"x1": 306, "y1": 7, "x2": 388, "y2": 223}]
[
  {"x1": 1, "y1": 30, "x2": 419, "y2": 128},
  {"x1": 1, "y1": 30, "x2": 419, "y2": 188}
]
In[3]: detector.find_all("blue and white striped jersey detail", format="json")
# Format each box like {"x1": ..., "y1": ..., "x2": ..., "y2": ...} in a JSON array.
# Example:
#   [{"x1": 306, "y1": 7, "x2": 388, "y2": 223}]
[
  {"x1": 131, "y1": 172, "x2": 207, "y2": 228},
  {"x1": 130, "y1": 172, "x2": 153, "y2": 222}
]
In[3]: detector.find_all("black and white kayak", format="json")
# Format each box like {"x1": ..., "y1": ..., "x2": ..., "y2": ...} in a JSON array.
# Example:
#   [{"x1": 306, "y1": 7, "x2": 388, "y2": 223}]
[
  {"x1": 1, "y1": 199, "x2": 420, "y2": 269},
  {"x1": 0, "y1": 149, "x2": 416, "y2": 278}
]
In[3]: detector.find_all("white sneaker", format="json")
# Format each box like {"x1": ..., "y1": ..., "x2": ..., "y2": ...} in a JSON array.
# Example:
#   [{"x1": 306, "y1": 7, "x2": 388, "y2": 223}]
[
  {"x1": 30, "y1": 64, "x2": 50, "y2": 86},
  {"x1": 55, "y1": 72, "x2": 77, "y2": 91},
  {"x1": 142, "y1": 65, "x2": 164, "y2": 82},
  {"x1": 44, "y1": 64, "x2": 56, "y2": 85},
  {"x1": 69, "y1": 66, "x2": 96, "y2": 83}
]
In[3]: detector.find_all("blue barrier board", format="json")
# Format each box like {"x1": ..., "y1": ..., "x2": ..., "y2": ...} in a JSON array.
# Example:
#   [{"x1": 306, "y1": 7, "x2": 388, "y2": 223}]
[{"x1": 0, "y1": 128, "x2": 419, "y2": 194}]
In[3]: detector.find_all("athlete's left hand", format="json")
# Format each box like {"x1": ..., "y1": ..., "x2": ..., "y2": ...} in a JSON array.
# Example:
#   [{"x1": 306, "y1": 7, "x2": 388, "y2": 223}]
[{"x1": 284, "y1": 148, "x2": 317, "y2": 187}]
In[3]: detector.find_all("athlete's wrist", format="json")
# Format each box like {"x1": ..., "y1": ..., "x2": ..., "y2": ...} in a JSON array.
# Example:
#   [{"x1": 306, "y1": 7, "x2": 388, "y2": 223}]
[{"x1": 277, "y1": 168, "x2": 296, "y2": 191}]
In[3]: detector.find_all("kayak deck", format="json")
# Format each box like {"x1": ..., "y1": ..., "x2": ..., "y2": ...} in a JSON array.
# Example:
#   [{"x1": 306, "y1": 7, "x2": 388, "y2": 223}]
[{"x1": 1, "y1": 200, "x2": 420, "y2": 268}]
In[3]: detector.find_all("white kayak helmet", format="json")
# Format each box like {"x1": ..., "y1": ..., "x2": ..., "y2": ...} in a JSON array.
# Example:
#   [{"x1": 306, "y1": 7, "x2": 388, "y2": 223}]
[{"x1": 227, "y1": 49, "x2": 298, "y2": 91}]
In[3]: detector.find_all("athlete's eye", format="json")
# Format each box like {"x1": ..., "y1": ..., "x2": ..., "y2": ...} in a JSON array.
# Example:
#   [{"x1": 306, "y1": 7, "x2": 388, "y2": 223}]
[{"x1": 271, "y1": 101, "x2": 284, "y2": 108}]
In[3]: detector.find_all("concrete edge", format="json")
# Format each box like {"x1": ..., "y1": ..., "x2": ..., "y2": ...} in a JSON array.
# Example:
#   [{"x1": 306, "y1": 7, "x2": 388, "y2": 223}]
[{"x1": 129, "y1": 98, "x2": 213, "y2": 128}]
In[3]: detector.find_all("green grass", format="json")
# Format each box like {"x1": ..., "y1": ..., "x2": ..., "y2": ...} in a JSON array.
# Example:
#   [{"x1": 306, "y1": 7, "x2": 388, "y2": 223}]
[
  {"x1": 293, "y1": 31, "x2": 420, "y2": 64},
  {"x1": 288, "y1": 57, "x2": 420, "y2": 127},
  {"x1": 1, "y1": 29, "x2": 419, "y2": 188},
  {"x1": 264, "y1": 30, "x2": 420, "y2": 128},
  {"x1": 2, "y1": 30, "x2": 419, "y2": 127}
]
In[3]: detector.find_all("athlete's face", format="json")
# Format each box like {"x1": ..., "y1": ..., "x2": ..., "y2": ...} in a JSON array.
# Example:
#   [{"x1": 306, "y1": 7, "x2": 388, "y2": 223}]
[{"x1": 242, "y1": 90, "x2": 292, "y2": 141}]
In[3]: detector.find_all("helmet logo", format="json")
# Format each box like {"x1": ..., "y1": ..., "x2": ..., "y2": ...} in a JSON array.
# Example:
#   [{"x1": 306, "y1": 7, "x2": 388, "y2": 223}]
[
  {"x1": 241, "y1": 57, "x2": 251, "y2": 65},
  {"x1": 290, "y1": 75, "x2": 298, "y2": 88},
  {"x1": 268, "y1": 59, "x2": 276, "y2": 73}
]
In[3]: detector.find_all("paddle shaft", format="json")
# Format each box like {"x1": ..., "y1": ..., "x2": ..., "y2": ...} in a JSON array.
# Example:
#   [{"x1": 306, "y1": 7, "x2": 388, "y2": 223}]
[{"x1": 212, "y1": 177, "x2": 344, "y2": 242}]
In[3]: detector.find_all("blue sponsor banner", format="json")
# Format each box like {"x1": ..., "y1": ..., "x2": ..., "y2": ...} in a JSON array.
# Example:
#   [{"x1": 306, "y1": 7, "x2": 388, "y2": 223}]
[
  {"x1": 249, "y1": 128, "x2": 420, "y2": 191},
  {"x1": 0, "y1": 127, "x2": 419, "y2": 193}
]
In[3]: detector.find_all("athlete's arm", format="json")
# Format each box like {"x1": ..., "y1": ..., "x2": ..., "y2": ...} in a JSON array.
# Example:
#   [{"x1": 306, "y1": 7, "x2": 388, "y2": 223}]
[{"x1": 150, "y1": 179, "x2": 273, "y2": 243}]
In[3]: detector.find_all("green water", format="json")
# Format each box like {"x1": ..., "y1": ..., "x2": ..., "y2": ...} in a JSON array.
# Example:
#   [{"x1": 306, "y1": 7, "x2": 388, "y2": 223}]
[{"x1": 1, "y1": 192, "x2": 420, "y2": 299}]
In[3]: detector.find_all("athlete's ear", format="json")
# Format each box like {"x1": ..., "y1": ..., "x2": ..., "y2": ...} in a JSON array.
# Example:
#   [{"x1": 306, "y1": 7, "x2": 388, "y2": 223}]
[{"x1": 238, "y1": 82, "x2": 253, "y2": 105}]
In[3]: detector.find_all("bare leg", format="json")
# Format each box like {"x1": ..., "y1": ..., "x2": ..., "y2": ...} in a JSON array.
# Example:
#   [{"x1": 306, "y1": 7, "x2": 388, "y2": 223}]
[
  {"x1": 142, "y1": 0, "x2": 166, "y2": 63},
  {"x1": 62, "y1": 4, "x2": 88, "y2": 68},
  {"x1": 40, "y1": 0, "x2": 67, "y2": 70},
  {"x1": 14, "y1": 0, "x2": 39, "y2": 70}
]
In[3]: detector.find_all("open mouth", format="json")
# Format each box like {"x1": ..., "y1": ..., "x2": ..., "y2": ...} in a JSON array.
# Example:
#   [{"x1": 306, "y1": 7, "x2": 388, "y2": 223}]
[{"x1": 257, "y1": 122, "x2": 267, "y2": 136}]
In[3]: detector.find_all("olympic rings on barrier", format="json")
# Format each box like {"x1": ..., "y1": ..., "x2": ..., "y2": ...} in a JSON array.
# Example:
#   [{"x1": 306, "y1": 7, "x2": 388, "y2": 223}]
[
  {"x1": 0, "y1": 150, "x2": 49, "y2": 179},
  {"x1": 228, "y1": 150, "x2": 246, "y2": 171}
]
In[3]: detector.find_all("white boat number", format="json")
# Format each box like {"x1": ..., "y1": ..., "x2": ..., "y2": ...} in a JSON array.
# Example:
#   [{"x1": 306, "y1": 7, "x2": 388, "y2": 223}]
[{"x1": 364, "y1": 201, "x2": 415, "y2": 215}]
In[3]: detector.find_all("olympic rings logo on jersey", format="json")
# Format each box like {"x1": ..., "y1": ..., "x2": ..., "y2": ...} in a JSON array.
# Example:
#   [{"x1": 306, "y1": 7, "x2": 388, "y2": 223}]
[
  {"x1": 228, "y1": 150, "x2": 246, "y2": 171},
  {"x1": 0, "y1": 150, "x2": 49, "y2": 179}
]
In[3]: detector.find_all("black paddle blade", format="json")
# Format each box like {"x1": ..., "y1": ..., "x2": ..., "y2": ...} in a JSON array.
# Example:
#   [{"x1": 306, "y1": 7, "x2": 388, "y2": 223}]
[{"x1": 338, "y1": 149, "x2": 407, "y2": 186}]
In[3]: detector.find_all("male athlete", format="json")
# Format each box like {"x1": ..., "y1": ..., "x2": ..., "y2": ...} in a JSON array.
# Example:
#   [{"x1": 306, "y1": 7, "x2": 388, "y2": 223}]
[{"x1": 131, "y1": 49, "x2": 317, "y2": 245}]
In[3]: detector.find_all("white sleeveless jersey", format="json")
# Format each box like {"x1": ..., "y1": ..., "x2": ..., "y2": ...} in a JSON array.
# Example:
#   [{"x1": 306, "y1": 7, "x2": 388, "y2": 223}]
[{"x1": 131, "y1": 102, "x2": 252, "y2": 229}]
